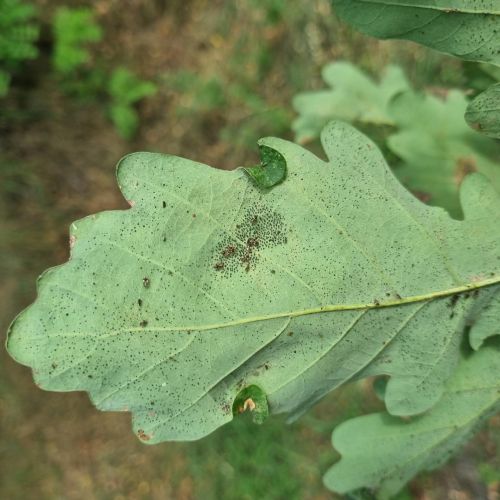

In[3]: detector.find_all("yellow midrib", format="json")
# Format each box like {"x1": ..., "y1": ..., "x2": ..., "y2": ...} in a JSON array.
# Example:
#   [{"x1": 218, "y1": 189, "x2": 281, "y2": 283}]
[{"x1": 132, "y1": 275, "x2": 500, "y2": 333}]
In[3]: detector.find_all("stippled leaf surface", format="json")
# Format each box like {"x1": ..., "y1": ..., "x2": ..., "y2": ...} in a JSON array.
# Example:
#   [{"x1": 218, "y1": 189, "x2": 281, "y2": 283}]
[
  {"x1": 388, "y1": 89, "x2": 500, "y2": 216},
  {"x1": 466, "y1": 82, "x2": 500, "y2": 139},
  {"x1": 7, "y1": 122, "x2": 500, "y2": 442},
  {"x1": 292, "y1": 62, "x2": 410, "y2": 143},
  {"x1": 324, "y1": 339, "x2": 500, "y2": 499},
  {"x1": 469, "y1": 288, "x2": 500, "y2": 349},
  {"x1": 331, "y1": 0, "x2": 500, "y2": 66}
]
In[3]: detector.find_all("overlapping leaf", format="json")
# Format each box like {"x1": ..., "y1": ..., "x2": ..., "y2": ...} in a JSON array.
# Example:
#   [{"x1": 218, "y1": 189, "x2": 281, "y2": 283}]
[
  {"x1": 292, "y1": 62, "x2": 500, "y2": 216},
  {"x1": 389, "y1": 89, "x2": 500, "y2": 216},
  {"x1": 331, "y1": 0, "x2": 500, "y2": 156},
  {"x1": 332, "y1": 1, "x2": 500, "y2": 66},
  {"x1": 324, "y1": 339, "x2": 500, "y2": 499},
  {"x1": 466, "y1": 83, "x2": 500, "y2": 139},
  {"x1": 292, "y1": 62, "x2": 410, "y2": 143},
  {"x1": 7, "y1": 122, "x2": 500, "y2": 443}
]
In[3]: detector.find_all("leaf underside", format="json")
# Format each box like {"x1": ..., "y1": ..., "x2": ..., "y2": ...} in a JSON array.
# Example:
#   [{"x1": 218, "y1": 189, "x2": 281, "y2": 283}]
[{"x1": 6, "y1": 121, "x2": 500, "y2": 443}]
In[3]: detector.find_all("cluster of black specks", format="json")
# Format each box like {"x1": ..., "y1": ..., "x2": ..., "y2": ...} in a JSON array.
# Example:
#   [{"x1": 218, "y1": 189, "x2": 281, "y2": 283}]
[
  {"x1": 221, "y1": 402, "x2": 232, "y2": 414},
  {"x1": 213, "y1": 202, "x2": 288, "y2": 276},
  {"x1": 448, "y1": 294, "x2": 460, "y2": 310},
  {"x1": 447, "y1": 288, "x2": 481, "y2": 319},
  {"x1": 139, "y1": 276, "x2": 152, "y2": 326}
]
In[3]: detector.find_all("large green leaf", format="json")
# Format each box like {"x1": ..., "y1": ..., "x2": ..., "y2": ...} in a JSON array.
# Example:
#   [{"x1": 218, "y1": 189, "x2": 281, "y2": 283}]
[
  {"x1": 292, "y1": 62, "x2": 410, "y2": 143},
  {"x1": 388, "y1": 89, "x2": 500, "y2": 217},
  {"x1": 332, "y1": 1, "x2": 500, "y2": 66},
  {"x1": 465, "y1": 83, "x2": 500, "y2": 139},
  {"x1": 324, "y1": 339, "x2": 500, "y2": 499},
  {"x1": 7, "y1": 122, "x2": 500, "y2": 442}
]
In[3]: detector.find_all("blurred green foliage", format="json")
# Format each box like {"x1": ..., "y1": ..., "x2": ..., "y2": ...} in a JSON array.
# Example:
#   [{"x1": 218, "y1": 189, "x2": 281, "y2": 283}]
[
  {"x1": 52, "y1": 7, "x2": 102, "y2": 74},
  {"x1": 0, "y1": 0, "x2": 39, "y2": 97},
  {"x1": 189, "y1": 414, "x2": 304, "y2": 500},
  {"x1": 165, "y1": 70, "x2": 227, "y2": 113},
  {"x1": 51, "y1": 7, "x2": 157, "y2": 139},
  {"x1": 108, "y1": 67, "x2": 158, "y2": 140},
  {"x1": 478, "y1": 463, "x2": 500, "y2": 486},
  {"x1": 292, "y1": 61, "x2": 500, "y2": 217},
  {"x1": 163, "y1": 68, "x2": 290, "y2": 150},
  {"x1": 249, "y1": 0, "x2": 287, "y2": 25}
]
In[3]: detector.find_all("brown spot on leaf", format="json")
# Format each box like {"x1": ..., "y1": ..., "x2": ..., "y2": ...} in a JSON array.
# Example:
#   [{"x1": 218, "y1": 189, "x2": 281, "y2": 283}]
[
  {"x1": 412, "y1": 190, "x2": 432, "y2": 203},
  {"x1": 212, "y1": 202, "x2": 288, "y2": 276},
  {"x1": 137, "y1": 429, "x2": 152, "y2": 441},
  {"x1": 222, "y1": 245, "x2": 236, "y2": 258},
  {"x1": 427, "y1": 86, "x2": 450, "y2": 99},
  {"x1": 454, "y1": 157, "x2": 478, "y2": 187}
]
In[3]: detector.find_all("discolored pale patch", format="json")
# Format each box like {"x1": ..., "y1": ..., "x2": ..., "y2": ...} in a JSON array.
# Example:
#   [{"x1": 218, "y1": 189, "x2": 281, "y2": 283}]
[{"x1": 212, "y1": 201, "x2": 288, "y2": 276}]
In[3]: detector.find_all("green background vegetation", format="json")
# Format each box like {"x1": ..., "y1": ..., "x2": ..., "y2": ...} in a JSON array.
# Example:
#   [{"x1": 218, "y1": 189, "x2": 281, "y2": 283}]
[{"x1": 1, "y1": 1, "x2": 498, "y2": 499}]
